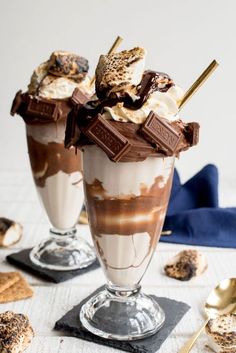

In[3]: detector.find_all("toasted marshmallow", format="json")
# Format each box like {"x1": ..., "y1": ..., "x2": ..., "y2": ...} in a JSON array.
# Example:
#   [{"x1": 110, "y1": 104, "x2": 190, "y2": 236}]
[
  {"x1": 0, "y1": 217, "x2": 22, "y2": 247},
  {"x1": 164, "y1": 249, "x2": 208, "y2": 281},
  {"x1": 28, "y1": 51, "x2": 90, "y2": 99},
  {"x1": 95, "y1": 47, "x2": 146, "y2": 98},
  {"x1": 206, "y1": 314, "x2": 236, "y2": 352},
  {"x1": 48, "y1": 51, "x2": 89, "y2": 80},
  {"x1": 0, "y1": 311, "x2": 34, "y2": 353}
]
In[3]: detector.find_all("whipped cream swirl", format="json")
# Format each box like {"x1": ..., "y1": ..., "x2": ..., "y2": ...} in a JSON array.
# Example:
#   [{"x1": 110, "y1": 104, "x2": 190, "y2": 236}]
[
  {"x1": 102, "y1": 85, "x2": 184, "y2": 123},
  {"x1": 28, "y1": 52, "x2": 91, "y2": 99}
]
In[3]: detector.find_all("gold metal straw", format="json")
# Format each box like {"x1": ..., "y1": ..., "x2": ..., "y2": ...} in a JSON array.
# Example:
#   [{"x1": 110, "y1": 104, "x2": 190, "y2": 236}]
[
  {"x1": 107, "y1": 35, "x2": 123, "y2": 55},
  {"x1": 90, "y1": 36, "x2": 123, "y2": 87},
  {"x1": 178, "y1": 59, "x2": 219, "y2": 110}
]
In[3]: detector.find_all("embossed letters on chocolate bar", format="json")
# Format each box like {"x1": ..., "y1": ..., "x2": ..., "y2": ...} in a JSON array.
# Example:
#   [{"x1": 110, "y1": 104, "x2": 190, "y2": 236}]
[
  {"x1": 84, "y1": 115, "x2": 131, "y2": 162},
  {"x1": 26, "y1": 98, "x2": 59, "y2": 120},
  {"x1": 140, "y1": 111, "x2": 181, "y2": 153}
]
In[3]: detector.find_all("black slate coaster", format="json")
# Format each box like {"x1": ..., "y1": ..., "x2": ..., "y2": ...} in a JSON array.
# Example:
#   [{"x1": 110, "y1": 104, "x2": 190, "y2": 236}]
[
  {"x1": 55, "y1": 286, "x2": 190, "y2": 353},
  {"x1": 6, "y1": 248, "x2": 100, "y2": 283}
]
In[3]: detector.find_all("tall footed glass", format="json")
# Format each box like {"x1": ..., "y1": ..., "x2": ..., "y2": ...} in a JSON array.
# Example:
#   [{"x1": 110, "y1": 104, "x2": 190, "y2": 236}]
[
  {"x1": 80, "y1": 145, "x2": 175, "y2": 340},
  {"x1": 27, "y1": 120, "x2": 96, "y2": 271}
]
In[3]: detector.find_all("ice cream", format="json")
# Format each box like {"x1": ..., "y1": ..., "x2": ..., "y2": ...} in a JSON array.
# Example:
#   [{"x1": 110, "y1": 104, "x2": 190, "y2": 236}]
[
  {"x1": 11, "y1": 51, "x2": 90, "y2": 230},
  {"x1": 65, "y1": 47, "x2": 200, "y2": 285},
  {"x1": 83, "y1": 145, "x2": 174, "y2": 286}
]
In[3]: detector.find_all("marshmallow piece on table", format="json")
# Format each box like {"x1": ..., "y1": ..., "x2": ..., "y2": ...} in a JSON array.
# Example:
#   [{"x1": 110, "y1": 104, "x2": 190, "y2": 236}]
[
  {"x1": 0, "y1": 311, "x2": 34, "y2": 353},
  {"x1": 0, "y1": 217, "x2": 22, "y2": 247},
  {"x1": 164, "y1": 249, "x2": 208, "y2": 281},
  {"x1": 206, "y1": 314, "x2": 236, "y2": 352}
]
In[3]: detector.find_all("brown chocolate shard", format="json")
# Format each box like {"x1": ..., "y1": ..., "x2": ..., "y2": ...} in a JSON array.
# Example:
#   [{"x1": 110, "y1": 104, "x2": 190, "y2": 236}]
[
  {"x1": 26, "y1": 97, "x2": 59, "y2": 121},
  {"x1": 64, "y1": 108, "x2": 81, "y2": 148},
  {"x1": 71, "y1": 88, "x2": 89, "y2": 106},
  {"x1": 128, "y1": 70, "x2": 174, "y2": 109},
  {"x1": 10, "y1": 90, "x2": 23, "y2": 116},
  {"x1": 66, "y1": 89, "x2": 90, "y2": 146},
  {"x1": 140, "y1": 111, "x2": 181, "y2": 153},
  {"x1": 187, "y1": 122, "x2": 200, "y2": 146},
  {"x1": 84, "y1": 115, "x2": 131, "y2": 162}
]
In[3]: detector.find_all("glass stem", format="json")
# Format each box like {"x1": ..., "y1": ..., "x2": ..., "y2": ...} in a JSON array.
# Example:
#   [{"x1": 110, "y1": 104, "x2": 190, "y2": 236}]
[
  {"x1": 50, "y1": 227, "x2": 77, "y2": 244},
  {"x1": 106, "y1": 282, "x2": 141, "y2": 299}
]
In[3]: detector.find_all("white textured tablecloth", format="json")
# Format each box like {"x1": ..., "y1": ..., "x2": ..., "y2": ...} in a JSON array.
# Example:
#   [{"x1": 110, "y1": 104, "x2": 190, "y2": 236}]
[{"x1": 0, "y1": 170, "x2": 235, "y2": 353}]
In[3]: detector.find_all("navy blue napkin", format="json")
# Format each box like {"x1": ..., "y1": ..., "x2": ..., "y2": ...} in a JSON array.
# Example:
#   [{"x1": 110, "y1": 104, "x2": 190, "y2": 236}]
[{"x1": 161, "y1": 164, "x2": 236, "y2": 248}]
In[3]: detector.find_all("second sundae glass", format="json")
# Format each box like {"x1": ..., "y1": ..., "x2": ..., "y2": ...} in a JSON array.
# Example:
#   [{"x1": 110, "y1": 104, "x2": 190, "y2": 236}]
[
  {"x1": 80, "y1": 145, "x2": 174, "y2": 339},
  {"x1": 27, "y1": 119, "x2": 96, "y2": 271},
  {"x1": 11, "y1": 50, "x2": 96, "y2": 270}
]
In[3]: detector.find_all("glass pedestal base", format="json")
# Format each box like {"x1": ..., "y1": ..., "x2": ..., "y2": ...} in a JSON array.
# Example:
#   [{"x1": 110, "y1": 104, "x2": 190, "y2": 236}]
[
  {"x1": 80, "y1": 285, "x2": 165, "y2": 340},
  {"x1": 29, "y1": 227, "x2": 96, "y2": 271}
]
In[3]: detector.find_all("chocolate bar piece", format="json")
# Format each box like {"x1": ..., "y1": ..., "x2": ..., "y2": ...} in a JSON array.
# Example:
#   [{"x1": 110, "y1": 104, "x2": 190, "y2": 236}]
[
  {"x1": 10, "y1": 90, "x2": 23, "y2": 116},
  {"x1": 109, "y1": 120, "x2": 158, "y2": 161},
  {"x1": 26, "y1": 98, "x2": 59, "y2": 121},
  {"x1": 140, "y1": 111, "x2": 181, "y2": 153},
  {"x1": 64, "y1": 108, "x2": 81, "y2": 148},
  {"x1": 84, "y1": 115, "x2": 131, "y2": 162},
  {"x1": 71, "y1": 88, "x2": 89, "y2": 106},
  {"x1": 187, "y1": 122, "x2": 200, "y2": 146}
]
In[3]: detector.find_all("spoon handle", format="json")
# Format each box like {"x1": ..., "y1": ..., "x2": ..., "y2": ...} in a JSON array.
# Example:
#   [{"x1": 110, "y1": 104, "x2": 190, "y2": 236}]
[{"x1": 178, "y1": 319, "x2": 209, "y2": 353}]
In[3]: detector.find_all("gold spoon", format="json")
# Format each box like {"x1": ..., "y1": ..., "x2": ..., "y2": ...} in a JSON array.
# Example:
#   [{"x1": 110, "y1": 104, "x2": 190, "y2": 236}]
[{"x1": 179, "y1": 278, "x2": 236, "y2": 353}]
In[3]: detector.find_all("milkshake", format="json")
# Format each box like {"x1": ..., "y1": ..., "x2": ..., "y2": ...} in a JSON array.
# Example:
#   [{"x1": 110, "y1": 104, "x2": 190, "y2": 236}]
[
  {"x1": 11, "y1": 51, "x2": 96, "y2": 270},
  {"x1": 65, "y1": 47, "x2": 200, "y2": 339},
  {"x1": 83, "y1": 145, "x2": 174, "y2": 287},
  {"x1": 26, "y1": 120, "x2": 83, "y2": 230}
]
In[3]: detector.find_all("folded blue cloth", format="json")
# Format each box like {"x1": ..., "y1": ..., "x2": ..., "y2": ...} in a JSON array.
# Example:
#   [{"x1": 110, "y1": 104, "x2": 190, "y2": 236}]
[{"x1": 161, "y1": 164, "x2": 236, "y2": 248}]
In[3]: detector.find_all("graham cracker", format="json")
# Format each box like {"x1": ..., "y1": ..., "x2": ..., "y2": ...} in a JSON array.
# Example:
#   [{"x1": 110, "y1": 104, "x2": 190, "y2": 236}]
[
  {"x1": 0, "y1": 272, "x2": 20, "y2": 294},
  {"x1": 0, "y1": 272, "x2": 33, "y2": 303}
]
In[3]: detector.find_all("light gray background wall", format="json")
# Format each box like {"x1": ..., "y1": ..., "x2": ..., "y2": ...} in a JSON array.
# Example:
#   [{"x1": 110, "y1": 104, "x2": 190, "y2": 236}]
[{"x1": 0, "y1": 0, "x2": 235, "y2": 184}]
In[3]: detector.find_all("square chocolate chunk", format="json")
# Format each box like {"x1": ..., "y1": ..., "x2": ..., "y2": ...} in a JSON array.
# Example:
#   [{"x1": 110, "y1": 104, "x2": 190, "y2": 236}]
[
  {"x1": 84, "y1": 115, "x2": 131, "y2": 162},
  {"x1": 26, "y1": 98, "x2": 59, "y2": 121},
  {"x1": 71, "y1": 88, "x2": 89, "y2": 106},
  {"x1": 140, "y1": 111, "x2": 181, "y2": 153},
  {"x1": 188, "y1": 122, "x2": 200, "y2": 146}
]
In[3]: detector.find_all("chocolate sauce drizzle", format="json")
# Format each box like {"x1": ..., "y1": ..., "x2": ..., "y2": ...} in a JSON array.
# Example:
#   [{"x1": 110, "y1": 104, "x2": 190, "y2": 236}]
[
  {"x1": 64, "y1": 69, "x2": 199, "y2": 160},
  {"x1": 76, "y1": 70, "x2": 174, "y2": 122},
  {"x1": 64, "y1": 70, "x2": 175, "y2": 143}
]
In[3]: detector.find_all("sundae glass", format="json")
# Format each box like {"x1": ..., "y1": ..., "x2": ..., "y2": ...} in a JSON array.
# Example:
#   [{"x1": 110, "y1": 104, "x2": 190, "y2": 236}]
[
  {"x1": 11, "y1": 51, "x2": 96, "y2": 270},
  {"x1": 65, "y1": 47, "x2": 199, "y2": 338}
]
